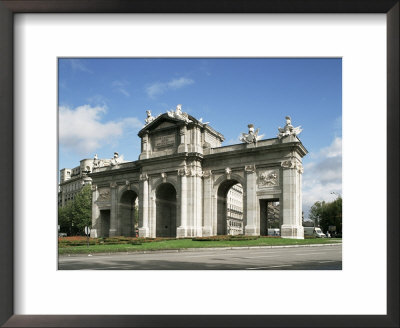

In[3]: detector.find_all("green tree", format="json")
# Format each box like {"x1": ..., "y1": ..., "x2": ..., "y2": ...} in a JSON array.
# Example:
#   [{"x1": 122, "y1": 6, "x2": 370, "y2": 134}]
[
  {"x1": 58, "y1": 185, "x2": 92, "y2": 235},
  {"x1": 71, "y1": 185, "x2": 92, "y2": 233},
  {"x1": 58, "y1": 203, "x2": 72, "y2": 233},
  {"x1": 309, "y1": 201, "x2": 325, "y2": 227},
  {"x1": 309, "y1": 196, "x2": 342, "y2": 234}
]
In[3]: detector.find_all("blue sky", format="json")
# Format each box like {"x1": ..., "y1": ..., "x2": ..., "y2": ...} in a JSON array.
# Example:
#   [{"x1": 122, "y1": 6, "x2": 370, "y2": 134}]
[{"x1": 58, "y1": 58, "x2": 342, "y2": 218}]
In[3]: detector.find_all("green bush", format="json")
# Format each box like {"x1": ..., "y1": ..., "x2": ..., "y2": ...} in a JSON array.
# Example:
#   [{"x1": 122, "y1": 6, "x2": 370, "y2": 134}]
[{"x1": 192, "y1": 235, "x2": 259, "y2": 242}]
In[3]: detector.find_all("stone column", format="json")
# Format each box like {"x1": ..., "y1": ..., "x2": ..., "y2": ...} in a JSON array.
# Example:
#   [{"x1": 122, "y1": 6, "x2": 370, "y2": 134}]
[
  {"x1": 244, "y1": 165, "x2": 258, "y2": 235},
  {"x1": 109, "y1": 181, "x2": 118, "y2": 237},
  {"x1": 90, "y1": 185, "x2": 100, "y2": 238},
  {"x1": 280, "y1": 160, "x2": 304, "y2": 239},
  {"x1": 202, "y1": 170, "x2": 213, "y2": 236},
  {"x1": 194, "y1": 168, "x2": 203, "y2": 236},
  {"x1": 138, "y1": 173, "x2": 149, "y2": 237},
  {"x1": 139, "y1": 132, "x2": 150, "y2": 159},
  {"x1": 177, "y1": 125, "x2": 187, "y2": 153},
  {"x1": 177, "y1": 167, "x2": 188, "y2": 238},
  {"x1": 149, "y1": 194, "x2": 156, "y2": 238}
]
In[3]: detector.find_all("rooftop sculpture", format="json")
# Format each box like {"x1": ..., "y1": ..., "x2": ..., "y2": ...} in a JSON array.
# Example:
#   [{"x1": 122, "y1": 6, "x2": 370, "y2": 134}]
[
  {"x1": 240, "y1": 124, "x2": 264, "y2": 144},
  {"x1": 277, "y1": 116, "x2": 302, "y2": 139},
  {"x1": 92, "y1": 152, "x2": 124, "y2": 170},
  {"x1": 145, "y1": 110, "x2": 155, "y2": 125},
  {"x1": 167, "y1": 104, "x2": 192, "y2": 123}
]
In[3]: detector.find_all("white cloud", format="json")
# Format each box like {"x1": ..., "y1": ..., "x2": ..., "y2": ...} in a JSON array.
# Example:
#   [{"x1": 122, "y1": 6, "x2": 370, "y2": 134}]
[
  {"x1": 146, "y1": 77, "x2": 194, "y2": 98},
  {"x1": 59, "y1": 105, "x2": 142, "y2": 156},
  {"x1": 320, "y1": 136, "x2": 342, "y2": 158},
  {"x1": 302, "y1": 137, "x2": 342, "y2": 218},
  {"x1": 67, "y1": 59, "x2": 92, "y2": 73},
  {"x1": 112, "y1": 80, "x2": 130, "y2": 97}
]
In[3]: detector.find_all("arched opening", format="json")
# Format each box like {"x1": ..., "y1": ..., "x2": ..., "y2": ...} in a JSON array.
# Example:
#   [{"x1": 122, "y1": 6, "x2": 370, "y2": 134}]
[
  {"x1": 217, "y1": 180, "x2": 244, "y2": 235},
  {"x1": 260, "y1": 199, "x2": 280, "y2": 236},
  {"x1": 119, "y1": 190, "x2": 139, "y2": 237},
  {"x1": 156, "y1": 183, "x2": 177, "y2": 237}
]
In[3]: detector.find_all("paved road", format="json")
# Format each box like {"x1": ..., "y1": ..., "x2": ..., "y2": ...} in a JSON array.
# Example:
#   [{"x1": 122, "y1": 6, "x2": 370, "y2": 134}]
[{"x1": 58, "y1": 244, "x2": 342, "y2": 270}]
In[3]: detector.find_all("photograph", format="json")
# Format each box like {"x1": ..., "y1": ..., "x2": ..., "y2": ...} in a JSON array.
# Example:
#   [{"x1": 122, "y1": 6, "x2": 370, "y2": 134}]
[
  {"x1": 58, "y1": 58, "x2": 342, "y2": 270},
  {"x1": 1, "y1": 1, "x2": 397, "y2": 325}
]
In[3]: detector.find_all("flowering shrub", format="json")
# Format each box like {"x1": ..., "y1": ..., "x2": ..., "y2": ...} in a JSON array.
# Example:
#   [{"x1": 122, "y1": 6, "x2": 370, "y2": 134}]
[
  {"x1": 58, "y1": 235, "x2": 178, "y2": 247},
  {"x1": 192, "y1": 235, "x2": 259, "y2": 241}
]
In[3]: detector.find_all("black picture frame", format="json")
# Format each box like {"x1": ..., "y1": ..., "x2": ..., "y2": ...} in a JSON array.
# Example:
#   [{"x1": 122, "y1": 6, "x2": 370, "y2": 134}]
[{"x1": 0, "y1": 1, "x2": 398, "y2": 327}]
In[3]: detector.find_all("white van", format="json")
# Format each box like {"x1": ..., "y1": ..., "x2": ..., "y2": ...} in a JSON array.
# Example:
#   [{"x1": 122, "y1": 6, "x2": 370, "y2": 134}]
[
  {"x1": 267, "y1": 228, "x2": 280, "y2": 236},
  {"x1": 304, "y1": 227, "x2": 326, "y2": 238}
]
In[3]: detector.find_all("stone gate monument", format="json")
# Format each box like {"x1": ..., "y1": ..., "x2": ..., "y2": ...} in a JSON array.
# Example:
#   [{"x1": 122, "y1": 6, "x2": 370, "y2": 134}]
[{"x1": 89, "y1": 105, "x2": 307, "y2": 239}]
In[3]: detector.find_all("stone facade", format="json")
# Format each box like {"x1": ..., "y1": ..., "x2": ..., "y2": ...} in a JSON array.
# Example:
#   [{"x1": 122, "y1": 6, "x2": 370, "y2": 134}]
[
  {"x1": 59, "y1": 159, "x2": 96, "y2": 207},
  {"x1": 88, "y1": 107, "x2": 307, "y2": 239},
  {"x1": 226, "y1": 184, "x2": 244, "y2": 235}
]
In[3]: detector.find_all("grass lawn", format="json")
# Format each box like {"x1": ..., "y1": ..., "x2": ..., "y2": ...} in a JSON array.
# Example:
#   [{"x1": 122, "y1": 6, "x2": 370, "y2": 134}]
[{"x1": 58, "y1": 237, "x2": 342, "y2": 255}]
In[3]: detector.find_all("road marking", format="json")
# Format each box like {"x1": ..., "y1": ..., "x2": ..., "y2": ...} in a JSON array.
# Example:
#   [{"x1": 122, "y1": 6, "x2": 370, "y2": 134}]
[
  {"x1": 242, "y1": 255, "x2": 279, "y2": 259},
  {"x1": 246, "y1": 264, "x2": 292, "y2": 270},
  {"x1": 294, "y1": 252, "x2": 326, "y2": 256},
  {"x1": 184, "y1": 254, "x2": 217, "y2": 258},
  {"x1": 318, "y1": 260, "x2": 336, "y2": 263},
  {"x1": 93, "y1": 265, "x2": 134, "y2": 270}
]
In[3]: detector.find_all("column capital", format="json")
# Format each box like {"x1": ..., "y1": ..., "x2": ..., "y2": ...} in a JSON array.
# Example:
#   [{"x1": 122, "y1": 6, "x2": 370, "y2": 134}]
[
  {"x1": 245, "y1": 165, "x2": 256, "y2": 174},
  {"x1": 140, "y1": 173, "x2": 149, "y2": 181},
  {"x1": 202, "y1": 170, "x2": 212, "y2": 179},
  {"x1": 281, "y1": 160, "x2": 303, "y2": 173},
  {"x1": 178, "y1": 166, "x2": 188, "y2": 176},
  {"x1": 110, "y1": 181, "x2": 118, "y2": 189}
]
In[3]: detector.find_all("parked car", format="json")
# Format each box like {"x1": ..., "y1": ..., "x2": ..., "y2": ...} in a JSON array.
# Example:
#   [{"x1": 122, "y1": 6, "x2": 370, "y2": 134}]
[{"x1": 304, "y1": 227, "x2": 326, "y2": 238}]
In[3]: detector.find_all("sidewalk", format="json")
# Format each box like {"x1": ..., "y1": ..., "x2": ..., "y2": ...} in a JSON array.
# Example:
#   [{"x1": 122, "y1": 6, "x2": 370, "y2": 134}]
[{"x1": 60, "y1": 242, "x2": 342, "y2": 257}]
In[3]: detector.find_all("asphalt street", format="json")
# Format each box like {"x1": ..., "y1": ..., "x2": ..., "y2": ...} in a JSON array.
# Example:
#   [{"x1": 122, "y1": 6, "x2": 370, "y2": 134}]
[{"x1": 58, "y1": 244, "x2": 342, "y2": 270}]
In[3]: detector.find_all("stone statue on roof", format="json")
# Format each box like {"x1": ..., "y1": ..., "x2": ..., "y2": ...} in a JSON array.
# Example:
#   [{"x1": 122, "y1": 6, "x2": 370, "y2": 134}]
[
  {"x1": 240, "y1": 124, "x2": 264, "y2": 144},
  {"x1": 277, "y1": 116, "x2": 302, "y2": 139},
  {"x1": 145, "y1": 110, "x2": 155, "y2": 125},
  {"x1": 110, "y1": 152, "x2": 124, "y2": 166},
  {"x1": 167, "y1": 104, "x2": 192, "y2": 123}
]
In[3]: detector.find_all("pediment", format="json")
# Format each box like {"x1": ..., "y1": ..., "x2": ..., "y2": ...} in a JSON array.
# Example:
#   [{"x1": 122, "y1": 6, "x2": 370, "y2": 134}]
[
  {"x1": 138, "y1": 114, "x2": 183, "y2": 137},
  {"x1": 153, "y1": 121, "x2": 176, "y2": 131}
]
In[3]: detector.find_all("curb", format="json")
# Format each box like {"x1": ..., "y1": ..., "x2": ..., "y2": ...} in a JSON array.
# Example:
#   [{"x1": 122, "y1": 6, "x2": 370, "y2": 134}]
[{"x1": 60, "y1": 242, "x2": 342, "y2": 258}]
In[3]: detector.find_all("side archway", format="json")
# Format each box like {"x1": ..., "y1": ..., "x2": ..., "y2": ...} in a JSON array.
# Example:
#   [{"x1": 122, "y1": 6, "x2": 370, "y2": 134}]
[
  {"x1": 216, "y1": 179, "x2": 244, "y2": 235},
  {"x1": 119, "y1": 190, "x2": 138, "y2": 236},
  {"x1": 155, "y1": 183, "x2": 177, "y2": 237}
]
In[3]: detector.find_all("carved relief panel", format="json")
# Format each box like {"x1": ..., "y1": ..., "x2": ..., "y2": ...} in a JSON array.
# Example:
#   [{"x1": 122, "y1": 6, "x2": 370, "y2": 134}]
[
  {"x1": 257, "y1": 169, "x2": 279, "y2": 188},
  {"x1": 97, "y1": 188, "x2": 111, "y2": 202}
]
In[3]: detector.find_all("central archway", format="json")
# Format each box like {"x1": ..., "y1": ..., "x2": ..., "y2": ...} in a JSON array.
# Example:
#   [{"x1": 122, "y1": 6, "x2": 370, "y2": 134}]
[
  {"x1": 156, "y1": 183, "x2": 177, "y2": 237},
  {"x1": 119, "y1": 190, "x2": 138, "y2": 237},
  {"x1": 217, "y1": 180, "x2": 244, "y2": 235}
]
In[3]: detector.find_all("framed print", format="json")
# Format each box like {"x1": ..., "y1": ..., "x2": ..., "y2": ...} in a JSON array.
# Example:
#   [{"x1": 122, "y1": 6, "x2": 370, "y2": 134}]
[{"x1": 0, "y1": 1, "x2": 398, "y2": 327}]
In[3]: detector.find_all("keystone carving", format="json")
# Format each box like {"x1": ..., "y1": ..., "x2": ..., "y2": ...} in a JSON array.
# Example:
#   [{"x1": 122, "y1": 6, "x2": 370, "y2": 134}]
[{"x1": 125, "y1": 180, "x2": 131, "y2": 190}]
